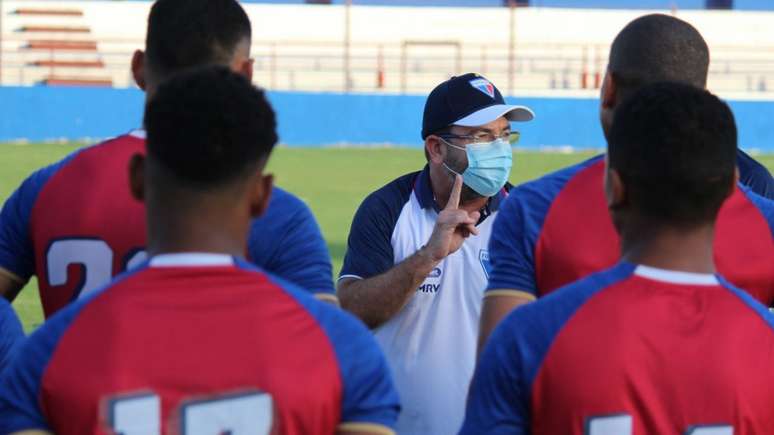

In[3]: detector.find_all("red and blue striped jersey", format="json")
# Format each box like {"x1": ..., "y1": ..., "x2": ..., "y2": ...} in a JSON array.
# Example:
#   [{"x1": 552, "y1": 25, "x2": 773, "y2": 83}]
[
  {"x1": 486, "y1": 155, "x2": 774, "y2": 304},
  {"x1": 0, "y1": 131, "x2": 335, "y2": 318},
  {"x1": 0, "y1": 253, "x2": 398, "y2": 435},
  {"x1": 463, "y1": 262, "x2": 774, "y2": 435}
]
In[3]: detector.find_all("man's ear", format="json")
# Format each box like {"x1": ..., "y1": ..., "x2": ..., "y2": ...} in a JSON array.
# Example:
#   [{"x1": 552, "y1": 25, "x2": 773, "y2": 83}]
[
  {"x1": 240, "y1": 58, "x2": 255, "y2": 82},
  {"x1": 600, "y1": 71, "x2": 617, "y2": 110},
  {"x1": 249, "y1": 173, "x2": 274, "y2": 218},
  {"x1": 605, "y1": 167, "x2": 627, "y2": 211},
  {"x1": 131, "y1": 50, "x2": 147, "y2": 91},
  {"x1": 425, "y1": 135, "x2": 446, "y2": 165},
  {"x1": 128, "y1": 153, "x2": 146, "y2": 202}
]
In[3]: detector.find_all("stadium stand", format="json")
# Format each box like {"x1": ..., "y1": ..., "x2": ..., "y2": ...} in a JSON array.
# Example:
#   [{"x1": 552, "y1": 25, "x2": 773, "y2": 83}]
[
  {"x1": 2, "y1": 1, "x2": 774, "y2": 95},
  {"x1": 3, "y1": 4, "x2": 112, "y2": 86}
]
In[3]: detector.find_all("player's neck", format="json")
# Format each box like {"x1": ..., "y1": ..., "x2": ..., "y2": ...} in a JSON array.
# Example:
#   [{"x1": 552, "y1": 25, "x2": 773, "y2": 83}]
[
  {"x1": 146, "y1": 205, "x2": 249, "y2": 258},
  {"x1": 620, "y1": 223, "x2": 717, "y2": 275}
]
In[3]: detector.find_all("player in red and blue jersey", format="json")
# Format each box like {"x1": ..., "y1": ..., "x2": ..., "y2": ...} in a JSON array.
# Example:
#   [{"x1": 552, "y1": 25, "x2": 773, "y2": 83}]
[
  {"x1": 0, "y1": 0, "x2": 336, "y2": 319},
  {"x1": 478, "y1": 14, "x2": 774, "y2": 349},
  {"x1": 462, "y1": 82, "x2": 774, "y2": 435},
  {"x1": 0, "y1": 66, "x2": 399, "y2": 435}
]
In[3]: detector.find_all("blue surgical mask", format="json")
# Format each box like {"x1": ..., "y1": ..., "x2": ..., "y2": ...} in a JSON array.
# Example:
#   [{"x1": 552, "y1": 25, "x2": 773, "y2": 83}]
[{"x1": 442, "y1": 138, "x2": 513, "y2": 197}]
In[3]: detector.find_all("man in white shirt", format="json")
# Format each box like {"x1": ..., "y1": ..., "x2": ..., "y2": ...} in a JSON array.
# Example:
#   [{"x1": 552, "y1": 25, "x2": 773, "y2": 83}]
[{"x1": 338, "y1": 73, "x2": 534, "y2": 435}]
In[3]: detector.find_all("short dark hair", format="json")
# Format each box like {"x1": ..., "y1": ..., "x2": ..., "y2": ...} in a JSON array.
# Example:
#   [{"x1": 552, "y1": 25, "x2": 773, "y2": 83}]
[
  {"x1": 609, "y1": 14, "x2": 709, "y2": 99},
  {"x1": 144, "y1": 66, "x2": 278, "y2": 189},
  {"x1": 608, "y1": 82, "x2": 736, "y2": 227},
  {"x1": 145, "y1": 0, "x2": 251, "y2": 77}
]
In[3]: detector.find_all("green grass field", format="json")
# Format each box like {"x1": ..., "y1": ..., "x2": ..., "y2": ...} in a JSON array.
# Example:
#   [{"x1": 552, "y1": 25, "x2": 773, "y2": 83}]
[{"x1": 2, "y1": 144, "x2": 773, "y2": 332}]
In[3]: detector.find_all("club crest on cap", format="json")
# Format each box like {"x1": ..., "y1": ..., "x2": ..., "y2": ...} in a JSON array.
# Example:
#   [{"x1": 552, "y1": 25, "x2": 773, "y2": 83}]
[{"x1": 469, "y1": 78, "x2": 495, "y2": 99}]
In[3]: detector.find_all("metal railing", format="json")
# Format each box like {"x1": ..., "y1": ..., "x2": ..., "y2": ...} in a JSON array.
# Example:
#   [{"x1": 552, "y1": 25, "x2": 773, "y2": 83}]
[{"x1": 4, "y1": 34, "x2": 774, "y2": 95}]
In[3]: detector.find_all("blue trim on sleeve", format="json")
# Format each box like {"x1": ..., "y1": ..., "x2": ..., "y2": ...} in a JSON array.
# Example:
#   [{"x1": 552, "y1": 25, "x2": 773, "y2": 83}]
[
  {"x1": 719, "y1": 275, "x2": 774, "y2": 332},
  {"x1": 737, "y1": 149, "x2": 774, "y2": 200},
  {"x1": 233, "y1": 259, "x2": 400, "y2": 429},
  {"x1": 486, "y1": 155, "x2": 604, "y2": 295},
  {"x1": 0, "y1": 263, "x2": 148, "y2": 433},
  {"x1": 247, "y1": 187, "x2": 334, "y2": 295},
  {"x1": 738, "y1": 183, "x2": 774, "y2": 237},
  {"x1": 0, "y1": 299, "x2": 24, "y2": 375},
  {"x1": 0, "y1": 148, "x2": 85, "y2": 281},
  {"x1": 738, "y1": 184, "x2": 774, "y2": 238},
  {"x1": 339, "y1": 171, "x2": 418, "y2": 280},
  {"x1": 461, "y1": 262, "x2": 635, "y2": 434}
]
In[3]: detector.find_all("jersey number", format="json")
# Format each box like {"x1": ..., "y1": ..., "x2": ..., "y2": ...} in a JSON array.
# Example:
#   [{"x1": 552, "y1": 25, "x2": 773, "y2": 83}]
[
  {"x1": 109, "y1": 391, "x2": 273, "y2": 435},
  {"x1": 586, "y1": 414, "x2": 733, "y2": 435},
  {"x1": 46, "y1": 239, "x2": 147, "y2": 299}
]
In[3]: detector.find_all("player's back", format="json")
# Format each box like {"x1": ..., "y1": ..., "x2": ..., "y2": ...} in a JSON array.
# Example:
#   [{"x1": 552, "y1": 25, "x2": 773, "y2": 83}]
[
  {"x1": 0, "y1": 254, "x2": 397, "y2": 434},
  {"x1": 465, "y1": 263, "x2": 774, "y2": 434},
  {"x1": 0, "y1": 132, "x2": 146, "y2": 317},
  {"x1": 0, "y1": 131, "x2": 336, "y2": 317},
  {"x1": 491, "y1": 155, "x2": 774, "y2": 303}
]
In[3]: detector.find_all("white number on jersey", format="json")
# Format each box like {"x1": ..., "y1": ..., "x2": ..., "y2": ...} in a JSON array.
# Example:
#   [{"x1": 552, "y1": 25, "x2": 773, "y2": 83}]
[
  {"x1": 586, "y1": 414, "x2": 733, "y2": 435},
  {"x1": 45, "y1": 238, "x2": 146, "y2": 299},
  {"x1": 108, "y1": 391, "x2": 273, "y2": 435},
  {"x1": 47, "y1": 239, "x2": 113, "y2": 298}
]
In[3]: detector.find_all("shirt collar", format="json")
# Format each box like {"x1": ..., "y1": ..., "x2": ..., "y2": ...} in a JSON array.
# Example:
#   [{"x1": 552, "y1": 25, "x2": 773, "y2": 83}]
[
  {"x1": 413, "y1": 164, "x2": 510, "y2": 215},
  {"x1": 149, "y1": 253, "x2": 234, "y2": 268}
]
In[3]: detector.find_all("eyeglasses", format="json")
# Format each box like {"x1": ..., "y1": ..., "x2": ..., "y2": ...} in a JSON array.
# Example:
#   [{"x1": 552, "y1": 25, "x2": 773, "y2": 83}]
[{"x1": 439, "y1": 131, "x2": 521, "y2": 145}]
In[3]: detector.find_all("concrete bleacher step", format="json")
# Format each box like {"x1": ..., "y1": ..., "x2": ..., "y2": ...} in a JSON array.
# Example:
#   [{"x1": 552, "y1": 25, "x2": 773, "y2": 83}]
[
  {"x1": 31, "y1": 60, "x2": 105, "y2": 68},
  {"x1": 25, "y1": 40, "x2": 98, "y2": 51},
  {"x1": 14, "y1": 8, "x2": 83, "y2": 17},
  {"x1": 42, "y1": 76, "x2": 113, "y2": 86},
  {"x1": 19, "y1": 25, "x2": 90, "y2": 33}
]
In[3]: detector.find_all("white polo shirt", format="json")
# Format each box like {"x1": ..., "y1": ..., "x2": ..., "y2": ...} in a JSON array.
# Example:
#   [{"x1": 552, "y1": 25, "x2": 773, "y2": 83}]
[{"x1": 340, "y1": 166, "x2": 508, "y2": 435}]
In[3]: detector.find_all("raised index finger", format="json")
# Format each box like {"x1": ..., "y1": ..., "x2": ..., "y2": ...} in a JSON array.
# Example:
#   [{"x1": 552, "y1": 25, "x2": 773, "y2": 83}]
[{"x1": 446, "y1": 174, "x2": 463, "y2": 210}]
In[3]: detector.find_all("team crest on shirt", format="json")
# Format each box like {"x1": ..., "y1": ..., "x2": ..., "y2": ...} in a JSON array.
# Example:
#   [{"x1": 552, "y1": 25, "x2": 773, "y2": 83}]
[
  {"x1": 470, "y1": 78, "x2": 495, "y2": 99},
  {"x1": 479, "y1": 250, "x2": 492, "y2": 279}
]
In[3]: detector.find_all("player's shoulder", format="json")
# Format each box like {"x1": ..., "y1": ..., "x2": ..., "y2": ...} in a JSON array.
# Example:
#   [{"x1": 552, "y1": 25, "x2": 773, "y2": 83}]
[
  {"x1": 17, "y1": 262, "x2": 147, "y2": 357},
  {"x1": 265, "y1": 186, "x2": 307, "y2": 215},
  {"x1": 736, "y1": 149, "x2": 774, "y2": 199},
  {"x1": 499, "y1": 263, "x2": 636, "y2": 340},
  {"x1": 512, "y1": 154, "x2": 603, "y2": 199},
  {"x1": 717, "y1": 276, "x2": 774, "y2": 333},
  {"x1": 17, "y1": 131, "x2": 143, "y2": 194},
  {"x1": 502, "y1": 154, "x2": 604, "y2": 214},
  {"x1": 488, "y1": 263, "x2": 636, "y2": 379},
  {"x1": 234, "y1": 259, "x2": 370, "y2": 337}
]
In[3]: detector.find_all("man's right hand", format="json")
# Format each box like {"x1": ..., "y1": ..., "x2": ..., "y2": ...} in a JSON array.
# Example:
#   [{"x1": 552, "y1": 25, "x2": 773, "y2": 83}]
[{"x1": 423, "y1": 175, "x2": 481, "y2": 263}]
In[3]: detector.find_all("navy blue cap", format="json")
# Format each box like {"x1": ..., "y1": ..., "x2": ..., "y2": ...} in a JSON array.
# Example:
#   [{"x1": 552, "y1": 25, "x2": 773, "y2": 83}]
[{"x1": 421, "y1": 73, "x2": 534, "y2": 139}]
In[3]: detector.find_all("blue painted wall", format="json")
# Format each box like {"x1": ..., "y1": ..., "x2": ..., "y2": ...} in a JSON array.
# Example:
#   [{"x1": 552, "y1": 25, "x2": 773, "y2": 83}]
[{"x1": 0, "y1": 86, "x2": 772, "y2": 152}]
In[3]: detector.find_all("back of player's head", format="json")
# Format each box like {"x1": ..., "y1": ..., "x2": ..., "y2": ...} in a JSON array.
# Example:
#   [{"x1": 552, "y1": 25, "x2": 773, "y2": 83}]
[
  {"x1": 145, "y1": 0, "x2": 251, "y2": 78},
  {"x1": 607, "y1": 82, "x2": 736, "y2": 228},
  {"x1": 144, "y1": 66, "x2": 277, "y2": 190},
  {"x1": 609, "y1": 14, "x2": 709, "y2": 98}
]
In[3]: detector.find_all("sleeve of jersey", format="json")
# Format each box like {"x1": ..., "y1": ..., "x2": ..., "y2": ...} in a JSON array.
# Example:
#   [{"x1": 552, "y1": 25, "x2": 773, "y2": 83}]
[
  {"x1": 459, "y1": 320, "x2": 529, "y2": 435},
  {"x1": 332, "y1": 315, "x2": 400, "y2": 433},
  {"x1": 485, "y1": 190, "x2": 541, "y2": 297},
  {"x1": 339, "y1": 192, "x2": 397, "y2": 281},
  {"x1": 744, "y1": 188, "x2": 774, "y2": 237},
  {"x1": 250, "y1": 200, "x2": 335, "y2": 298},
  {"x1": 0, "y1": 300, "x2": 25, "y2": 374},
  {"x1": 0, "y1": 170, "x2": 50, "y2": 284},
  {"x1": 0, "y1": 306, "x2": 75, "y2": 432},
  {"x1": 739, "y1": 159, "x2": 774, "y2": 201}
]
